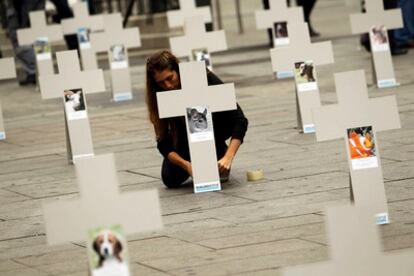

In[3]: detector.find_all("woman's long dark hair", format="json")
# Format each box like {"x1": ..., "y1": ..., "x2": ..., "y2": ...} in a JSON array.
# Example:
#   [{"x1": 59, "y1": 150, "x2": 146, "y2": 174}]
[{"x1": 146, "y1": 50, "x2": 180, "y2": 142}]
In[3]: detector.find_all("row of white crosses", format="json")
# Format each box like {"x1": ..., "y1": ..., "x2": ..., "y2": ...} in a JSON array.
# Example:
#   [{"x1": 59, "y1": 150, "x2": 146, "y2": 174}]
[
  {"x1": 0, "y1": 58, "x2": 17, "y2": 140},
  {"x1": 253, "y1": 1, "x2": 409, "y2": 273},
  {"x1": 16, "y1": 3, "x2": 141, "y2": 102},
  {"x1": 168, "y1": 0, "x2": 227, "y2": 70}
]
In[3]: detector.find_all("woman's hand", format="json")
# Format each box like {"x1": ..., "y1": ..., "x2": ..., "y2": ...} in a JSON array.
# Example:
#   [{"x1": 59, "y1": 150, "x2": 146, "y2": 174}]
[{"x1": 218, "y1": 155, "x2": 233, "y2": 173}]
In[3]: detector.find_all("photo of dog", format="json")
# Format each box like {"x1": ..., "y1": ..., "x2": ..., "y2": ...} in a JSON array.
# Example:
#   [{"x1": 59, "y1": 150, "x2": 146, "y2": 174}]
[
  {"x1": 295, "y1": 61, "x2": 316, "y2": 84},
  {"x1": 88, "y1": 226, "x2": 130, "y2": 276},
  {"x1": 64, "y1": 88, "x2": 85, "y2": 113}
]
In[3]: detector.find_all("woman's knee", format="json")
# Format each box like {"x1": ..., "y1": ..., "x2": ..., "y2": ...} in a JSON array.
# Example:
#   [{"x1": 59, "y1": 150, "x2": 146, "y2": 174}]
[{"x1": 161, "y1": 159, "x2": 189, "y2": 189}]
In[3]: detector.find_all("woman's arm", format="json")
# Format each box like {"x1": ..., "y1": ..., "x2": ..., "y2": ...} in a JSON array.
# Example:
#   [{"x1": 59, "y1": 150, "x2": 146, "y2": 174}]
[
  {"x1": 168, "y1": 151, "x2": 192, "y2": 176},
  {"x1": 218, "y1": 138, "x2": 242, "y2": 173}
]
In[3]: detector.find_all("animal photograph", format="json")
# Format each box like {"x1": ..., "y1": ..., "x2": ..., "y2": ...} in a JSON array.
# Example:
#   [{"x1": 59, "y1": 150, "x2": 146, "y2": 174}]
[
  {"x1": 347, "y1": 126, "x2": 376, "y2": 160},
  {"x1": 192, "y1": 48, "x2": 212, "y2": 69},
  {"x1": 370, "y1": 25, "x2": 388, "y2": 45},
  {"x1": 88, "y1": 225, "x2": 130, "y2": 276},
  {"x1": 77, "y1": 27, "x2": 90, "y2": 44},
  {"x1": 186, "y1": 106, "x2": 214, "y2": 142},
  {"x1": 110, "y1": 44, "x2": 127, "y2": 63},
  {"x1": 273, "y1": 22, "x2": 288, "y2": 39},
  {"x1": 34, "y1": 37, "x2": 51, "y2": 56},
  {"x1": 294, "y1": 61, "x2": 316, "y2": 84},
  {"x1": 64, "y1": 88, "x2": 86, "y2": 113}
]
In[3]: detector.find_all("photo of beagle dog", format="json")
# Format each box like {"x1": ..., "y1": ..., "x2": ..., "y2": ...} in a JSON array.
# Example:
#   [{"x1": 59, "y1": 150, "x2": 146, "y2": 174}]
[{"x1": 93, "y1": 230, "x2": 124, "y2": 269}]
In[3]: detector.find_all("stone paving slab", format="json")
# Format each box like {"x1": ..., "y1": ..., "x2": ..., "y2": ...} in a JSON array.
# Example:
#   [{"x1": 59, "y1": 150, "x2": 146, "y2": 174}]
[{"x1": 0, "y1": 0, "x2": 414, "y2": 275}]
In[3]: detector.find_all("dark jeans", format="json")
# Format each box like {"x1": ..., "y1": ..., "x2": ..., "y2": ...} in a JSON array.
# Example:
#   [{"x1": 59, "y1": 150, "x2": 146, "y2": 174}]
[{"x1": 161, "y1": 141, "x2": 227, "y2": 188}]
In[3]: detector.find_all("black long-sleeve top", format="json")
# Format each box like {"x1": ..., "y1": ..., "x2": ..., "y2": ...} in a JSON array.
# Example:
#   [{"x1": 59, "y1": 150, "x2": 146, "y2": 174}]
[{"x1": 157, "y1": 70, "x2": 248, "y2": 159}]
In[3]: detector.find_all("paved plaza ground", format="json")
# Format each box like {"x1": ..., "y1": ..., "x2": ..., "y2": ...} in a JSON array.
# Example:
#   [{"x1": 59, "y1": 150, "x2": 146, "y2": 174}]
[{"x1": 1, "y1": 0, "x2": 414, "y2": 275}]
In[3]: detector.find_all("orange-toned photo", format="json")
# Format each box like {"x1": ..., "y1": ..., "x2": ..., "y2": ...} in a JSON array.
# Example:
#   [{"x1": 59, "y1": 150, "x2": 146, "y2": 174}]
[{"x1": 347, "y1": 126, "x2": 378, "y2": 170}]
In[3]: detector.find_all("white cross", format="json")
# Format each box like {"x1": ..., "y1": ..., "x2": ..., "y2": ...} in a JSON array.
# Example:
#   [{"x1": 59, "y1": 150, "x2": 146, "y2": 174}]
[
  {"x1": 170, "y1": 16, "x2": 227, "y2": 61},
  {"x1": 61, "y1": 2, "x2": 104, "y2": 35},
  {"x1": 283, "y1": 204, "x2": 414, "y2": 276},
  {"x1": 17, "y1": 11, "x2": 63, "y2": 46},
  {"x1": 156, "y1": 61, "x2": 237, "y2": 193},
  {"x1": 270, "y1": 22, "x2": 334, "y2": 133},
  {"x1": 39, "y1": 50, "x2": 106, "y2": 162},
  {"x1": 313, "y1": 70, "x2": 401, "y2": 224},
  {"x1": 167, "y1": 0, "x2": 212, "y2": 28},
  {"x1": 43, "y1": 154, "x2": 162, "y2": 244},
  {"x1": 89, "y1": 13, "x2": 141, "y2": 101}
]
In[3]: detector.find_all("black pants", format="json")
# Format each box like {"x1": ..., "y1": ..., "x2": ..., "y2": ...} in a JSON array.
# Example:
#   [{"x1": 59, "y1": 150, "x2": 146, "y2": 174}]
[{"x1": 161, "y1": 141, "x2": 227, "y2": 188}]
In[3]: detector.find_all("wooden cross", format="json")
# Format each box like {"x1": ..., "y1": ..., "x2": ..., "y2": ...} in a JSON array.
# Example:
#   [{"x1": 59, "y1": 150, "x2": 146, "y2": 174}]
[
  {"x1": 42, "y1": 154, "x2": 162, "y2": 273},
  {"x1": 61, "y1": 2, "x2": 104, "y2": 70},
  {"x1": 312, "y1": 70, "x2": 401, "y2": 224},
  {"x1": 270, "y1": 22, "x2": 334, "y2": 133},
  {"x1": 39, "y1": 50, "x2": 106, "y2": 163},
  {"x1": 90, "y1": 13, "x2": 141, "y2": 102},
  {"x1": 0, "y1": 58, "x2": 17, "y2": 140},
  {"x1": 283, "y1": 204, "x2": 414, "y2": 276},
  {"x1": 167, "y1": 0, "x2": 212, "y2": 28},
  {"x1": 156, "y1": 61, "x2": 237, "y2": 193},
  {"x1": 170, "y1": 16, "x2": 227, "y2": 69},
  {"x1": 17, "y1": 11, "x2": 63, "y2": 77},
  {"x1": 350, "y1": 0, "x2": 403, "y2": 88}
]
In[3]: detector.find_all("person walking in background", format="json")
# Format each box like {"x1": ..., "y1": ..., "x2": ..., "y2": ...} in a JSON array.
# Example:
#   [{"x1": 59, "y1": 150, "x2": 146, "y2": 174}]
[{"x1": 6, "y1": 0, "x2": 45, "y2": 85}]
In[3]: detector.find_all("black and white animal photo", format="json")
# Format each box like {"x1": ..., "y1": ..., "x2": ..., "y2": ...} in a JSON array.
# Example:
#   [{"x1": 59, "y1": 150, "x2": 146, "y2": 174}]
[
  {"x1": 295, "y1": 62, "x2": 316, "y2": 83},
  {"x1": 92, "y1": 230, "x2": 124, "y2": 269},
  {"x1": 64, "y1": 89, "x2": 85, "y2": 112},
  {"x1": 192, "y1": 48, "x2": 212, "y2": 68},
  {"x1": 111, "y1": 45, "x2": 127, "y2": 62},
  {"x1": 187, "y1": 107, "x2": 209, "y2": 134}
]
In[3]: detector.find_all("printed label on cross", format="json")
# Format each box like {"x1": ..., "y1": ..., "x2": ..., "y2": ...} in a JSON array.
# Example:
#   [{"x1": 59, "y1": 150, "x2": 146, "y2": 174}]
[
  {"x1": 282, "y1": 204, "x2": 414, "y2": 276},
  {"x1": 90, "y1": 13, "x2": 141, "y2": 102},
  {"x1": 42, "y1": 154, "x2": 163, "y2": 275},
  {"x1": 312, "y1": 70, "x2": 401, "y2": 224},
  {"x1": 167, "y1": 0, "x2": 212, "y2": 28},
  {"x1": 156, "y1": 61, "x2": 237, "y2": 193},
  {"x1": 270, "y1": 22, "x2": 334, "y2": 133},
  {"x1": 170, "y1": 16, "x2": 227, "y2": 68},
  {"x1": 0, "y1": 58, "x2": 17, "y2": 140},
  {"x1": 350, "y1": 0, "x2": 403, "y2": 88},
  {"x1": 39, "y1": 50, "x2": 106, "y2": 163}
]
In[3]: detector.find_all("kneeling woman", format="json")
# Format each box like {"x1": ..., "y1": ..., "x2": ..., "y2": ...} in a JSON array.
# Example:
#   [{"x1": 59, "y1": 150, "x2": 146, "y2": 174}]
[{"x1": 145, "y1": 51, "x2": 248, "y2": 188}]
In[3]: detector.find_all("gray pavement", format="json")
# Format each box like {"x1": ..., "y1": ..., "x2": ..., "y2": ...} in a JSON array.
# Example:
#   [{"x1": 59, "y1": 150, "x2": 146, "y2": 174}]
[{"x1": 1, "y1": 0, "x2": 414, "y2": 275}]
